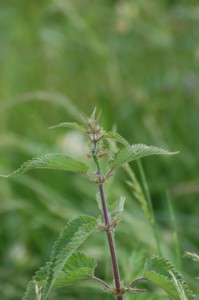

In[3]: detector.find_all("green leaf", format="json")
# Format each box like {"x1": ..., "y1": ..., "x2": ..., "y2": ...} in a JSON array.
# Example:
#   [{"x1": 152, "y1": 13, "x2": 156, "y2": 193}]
[
  {"x1": 169, "y1": 271, "x2": 189, "y2": 300},
  {"x1": 49, "y1": 122, "x2": 87, "y2": 133},
  {"x1": 144, "y1": 256, "x2": 194, "y2": 300},
  {"x1": 104, "y1": 131, "x2": 130, "y2": 147},
  {"x1": 108, "y1": 196, "x2": 125, "y2": 215},
  {"x1": 96, "y1": 193, "x2": 125, "y2": 215},
  {"x1": 55, "y1": 252, "x2": 97, "y2": 288},
  {"x1": 109, "y1": 144, "x2": 178, "y2": 170},
  {"x1": 1, "y1": 153, "x2": 89, "y2": 177},
  {"x1": 23, "y1": 215, "x2": 98, "y2": 300}
]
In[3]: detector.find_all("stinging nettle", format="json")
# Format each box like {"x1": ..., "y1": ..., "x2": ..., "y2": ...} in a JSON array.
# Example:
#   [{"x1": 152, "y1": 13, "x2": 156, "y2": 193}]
[{"x1": 1, "y1": 108, "x2": 195, "y2": 300}]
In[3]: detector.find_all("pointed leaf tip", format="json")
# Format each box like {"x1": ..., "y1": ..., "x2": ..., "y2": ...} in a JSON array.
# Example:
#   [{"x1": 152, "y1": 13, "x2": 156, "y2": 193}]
[
  {"x1": 2, "y1": 153, "x2": 89, "y2": 177},
  {"x1": 0, "y1": 173, "x2": 12, "y2": 178},
  {"x1": 108, "y1": 196, "x2": 125, "y2": 215},
  {"x1": 109, "y1": 144, "x2": 179, "y2": 170},
  {"x1": 90, "y1": 107, "x2": 97, "y2": 119},
  {"x1": 49, "y1": 122, "x2": 87, "y2": 133},
  {"x1": 104, "y1": 131, "x2": 130, "y2": 147}
]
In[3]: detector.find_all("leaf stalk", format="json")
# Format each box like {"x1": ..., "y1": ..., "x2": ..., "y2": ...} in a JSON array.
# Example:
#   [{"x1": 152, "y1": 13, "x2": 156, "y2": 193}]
[{"x1": 127, "y1": 275, "x2": 145, "y2": 288}]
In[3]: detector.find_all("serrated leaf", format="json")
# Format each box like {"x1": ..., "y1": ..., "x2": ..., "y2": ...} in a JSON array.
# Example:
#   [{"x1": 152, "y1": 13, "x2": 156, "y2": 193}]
[
  {"x1": 1, "y1": 153, "x2": 89, "y2": 177},
  {"x1": 169, "y1": 271, "x2": 189, "y2": 300},
  {"x1": 23, "y1": 215, "x2": 98, "y2": 300},
  {"x1": 144, "y1": 256, "x2": 194, "y2": 300},
  {"x1": 49, "y1": 122, "x2": 87, "y2": 133},
  {"x1": 55, "y1": 252, "x2": 97, "y2": 288},
  {"x1": 109, "y1": 144, "x2": 179, "y2": 170},
  {"x1": 104, "y1": 131, "x2": 130, "y2": 147}
]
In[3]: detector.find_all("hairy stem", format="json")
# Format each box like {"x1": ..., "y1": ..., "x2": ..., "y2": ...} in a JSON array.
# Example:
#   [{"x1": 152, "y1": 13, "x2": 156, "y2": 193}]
[
  {"x1": 92, "y1": 136, "x2": 122, "y2": 299},
  {"x1": 98, "y1": 182, "x2": 123, "y2": 300}
]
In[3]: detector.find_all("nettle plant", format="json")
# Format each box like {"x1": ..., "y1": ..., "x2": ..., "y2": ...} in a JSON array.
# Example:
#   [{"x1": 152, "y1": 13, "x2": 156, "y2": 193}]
[{"x1": 2, "y1": 109, "x2": 194, "y2": 300}]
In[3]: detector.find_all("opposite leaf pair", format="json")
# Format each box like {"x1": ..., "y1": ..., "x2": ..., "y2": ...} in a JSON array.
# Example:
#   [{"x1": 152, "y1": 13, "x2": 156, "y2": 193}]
[{"x1": 1, "y1": 109, "x2": 193, "y2": 300}]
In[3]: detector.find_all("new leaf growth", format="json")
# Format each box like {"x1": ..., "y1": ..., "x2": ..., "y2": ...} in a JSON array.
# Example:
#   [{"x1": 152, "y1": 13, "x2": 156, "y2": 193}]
[{"x1": 1, "y1": 108, "x2": 193, "y2": 300}]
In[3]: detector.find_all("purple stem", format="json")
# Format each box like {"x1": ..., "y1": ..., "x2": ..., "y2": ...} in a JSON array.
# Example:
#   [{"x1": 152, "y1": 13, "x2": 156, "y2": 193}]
[{"x1": 98, "y1": 182, "x2": 123, "y2": 300}]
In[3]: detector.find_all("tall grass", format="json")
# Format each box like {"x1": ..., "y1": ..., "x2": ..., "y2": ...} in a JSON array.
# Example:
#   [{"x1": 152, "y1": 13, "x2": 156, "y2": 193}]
[{"x1": 0, "y1": 1, "x2": 199, "y2": 299}]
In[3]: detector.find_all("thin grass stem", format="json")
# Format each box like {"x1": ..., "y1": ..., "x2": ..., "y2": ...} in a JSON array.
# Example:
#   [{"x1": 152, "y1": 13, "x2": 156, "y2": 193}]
[
  {"x1": 137, "y1": 160, "x2": 162, "y2": 256},
  {"x1": 166, "y1": 191, "x2": 182, "y2": 270}
]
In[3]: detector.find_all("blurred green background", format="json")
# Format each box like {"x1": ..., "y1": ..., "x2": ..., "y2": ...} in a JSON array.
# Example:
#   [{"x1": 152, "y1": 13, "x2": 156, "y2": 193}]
[{"x1": 0, "y1": 0, "x2": 199, "y2": 299}]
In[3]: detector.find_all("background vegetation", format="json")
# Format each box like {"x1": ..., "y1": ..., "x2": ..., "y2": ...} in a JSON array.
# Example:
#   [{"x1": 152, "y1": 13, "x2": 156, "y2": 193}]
[{"x1": 0, "y1": 0, "x2": 199, "y2": 299}]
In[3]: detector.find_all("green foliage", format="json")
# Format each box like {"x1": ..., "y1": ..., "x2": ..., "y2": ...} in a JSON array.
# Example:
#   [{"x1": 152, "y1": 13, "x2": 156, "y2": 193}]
[
  {"x1": 169, "y1": 271, "x2": 189, "y2": 300},
  {"x1": 1, "y1": 153, "x2": 89, "y2": 177},
  {"x1": 49, "y1": 122, "x2": 87, "y2": 134},
  {"x1": 144, "y1": 256, "x2": 194, "y2": 300},
  {"x1": 0, "y1": 1, "x2": 199, "y2": 299},
  {"x1": 55, "y1": 252, "x2": 97, "y2": 288},
  {"x1": 1, "y1": 105, "x2": 194, "y2": 300},
  {"x1": 104, "y1": 131, "x2": 130, "y2": 147},
  {"x1": 96, "y1": 194, "x2": 125, "y2": 216},
  {"x1": 23, "y1": 215, "x2": 98, "y2": 300},
  {"x1": 125, "y1": 165, "x2": 152, "y2": 224},
  {"x1": 184, "y1": 252, "x2": 199, "y2": 280},
  {"x1": 1, "y1": 109, "x2": 192, "y2": 300},
  {"x1": 108, "y1": 196, "x2": 125, "y2": 216},
  {"x1": 184, "y1": 252, "x2": 199, "y2": 263},
  {"x1": 109, "y1": 144, "x2": 178, "y2": 170}
]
